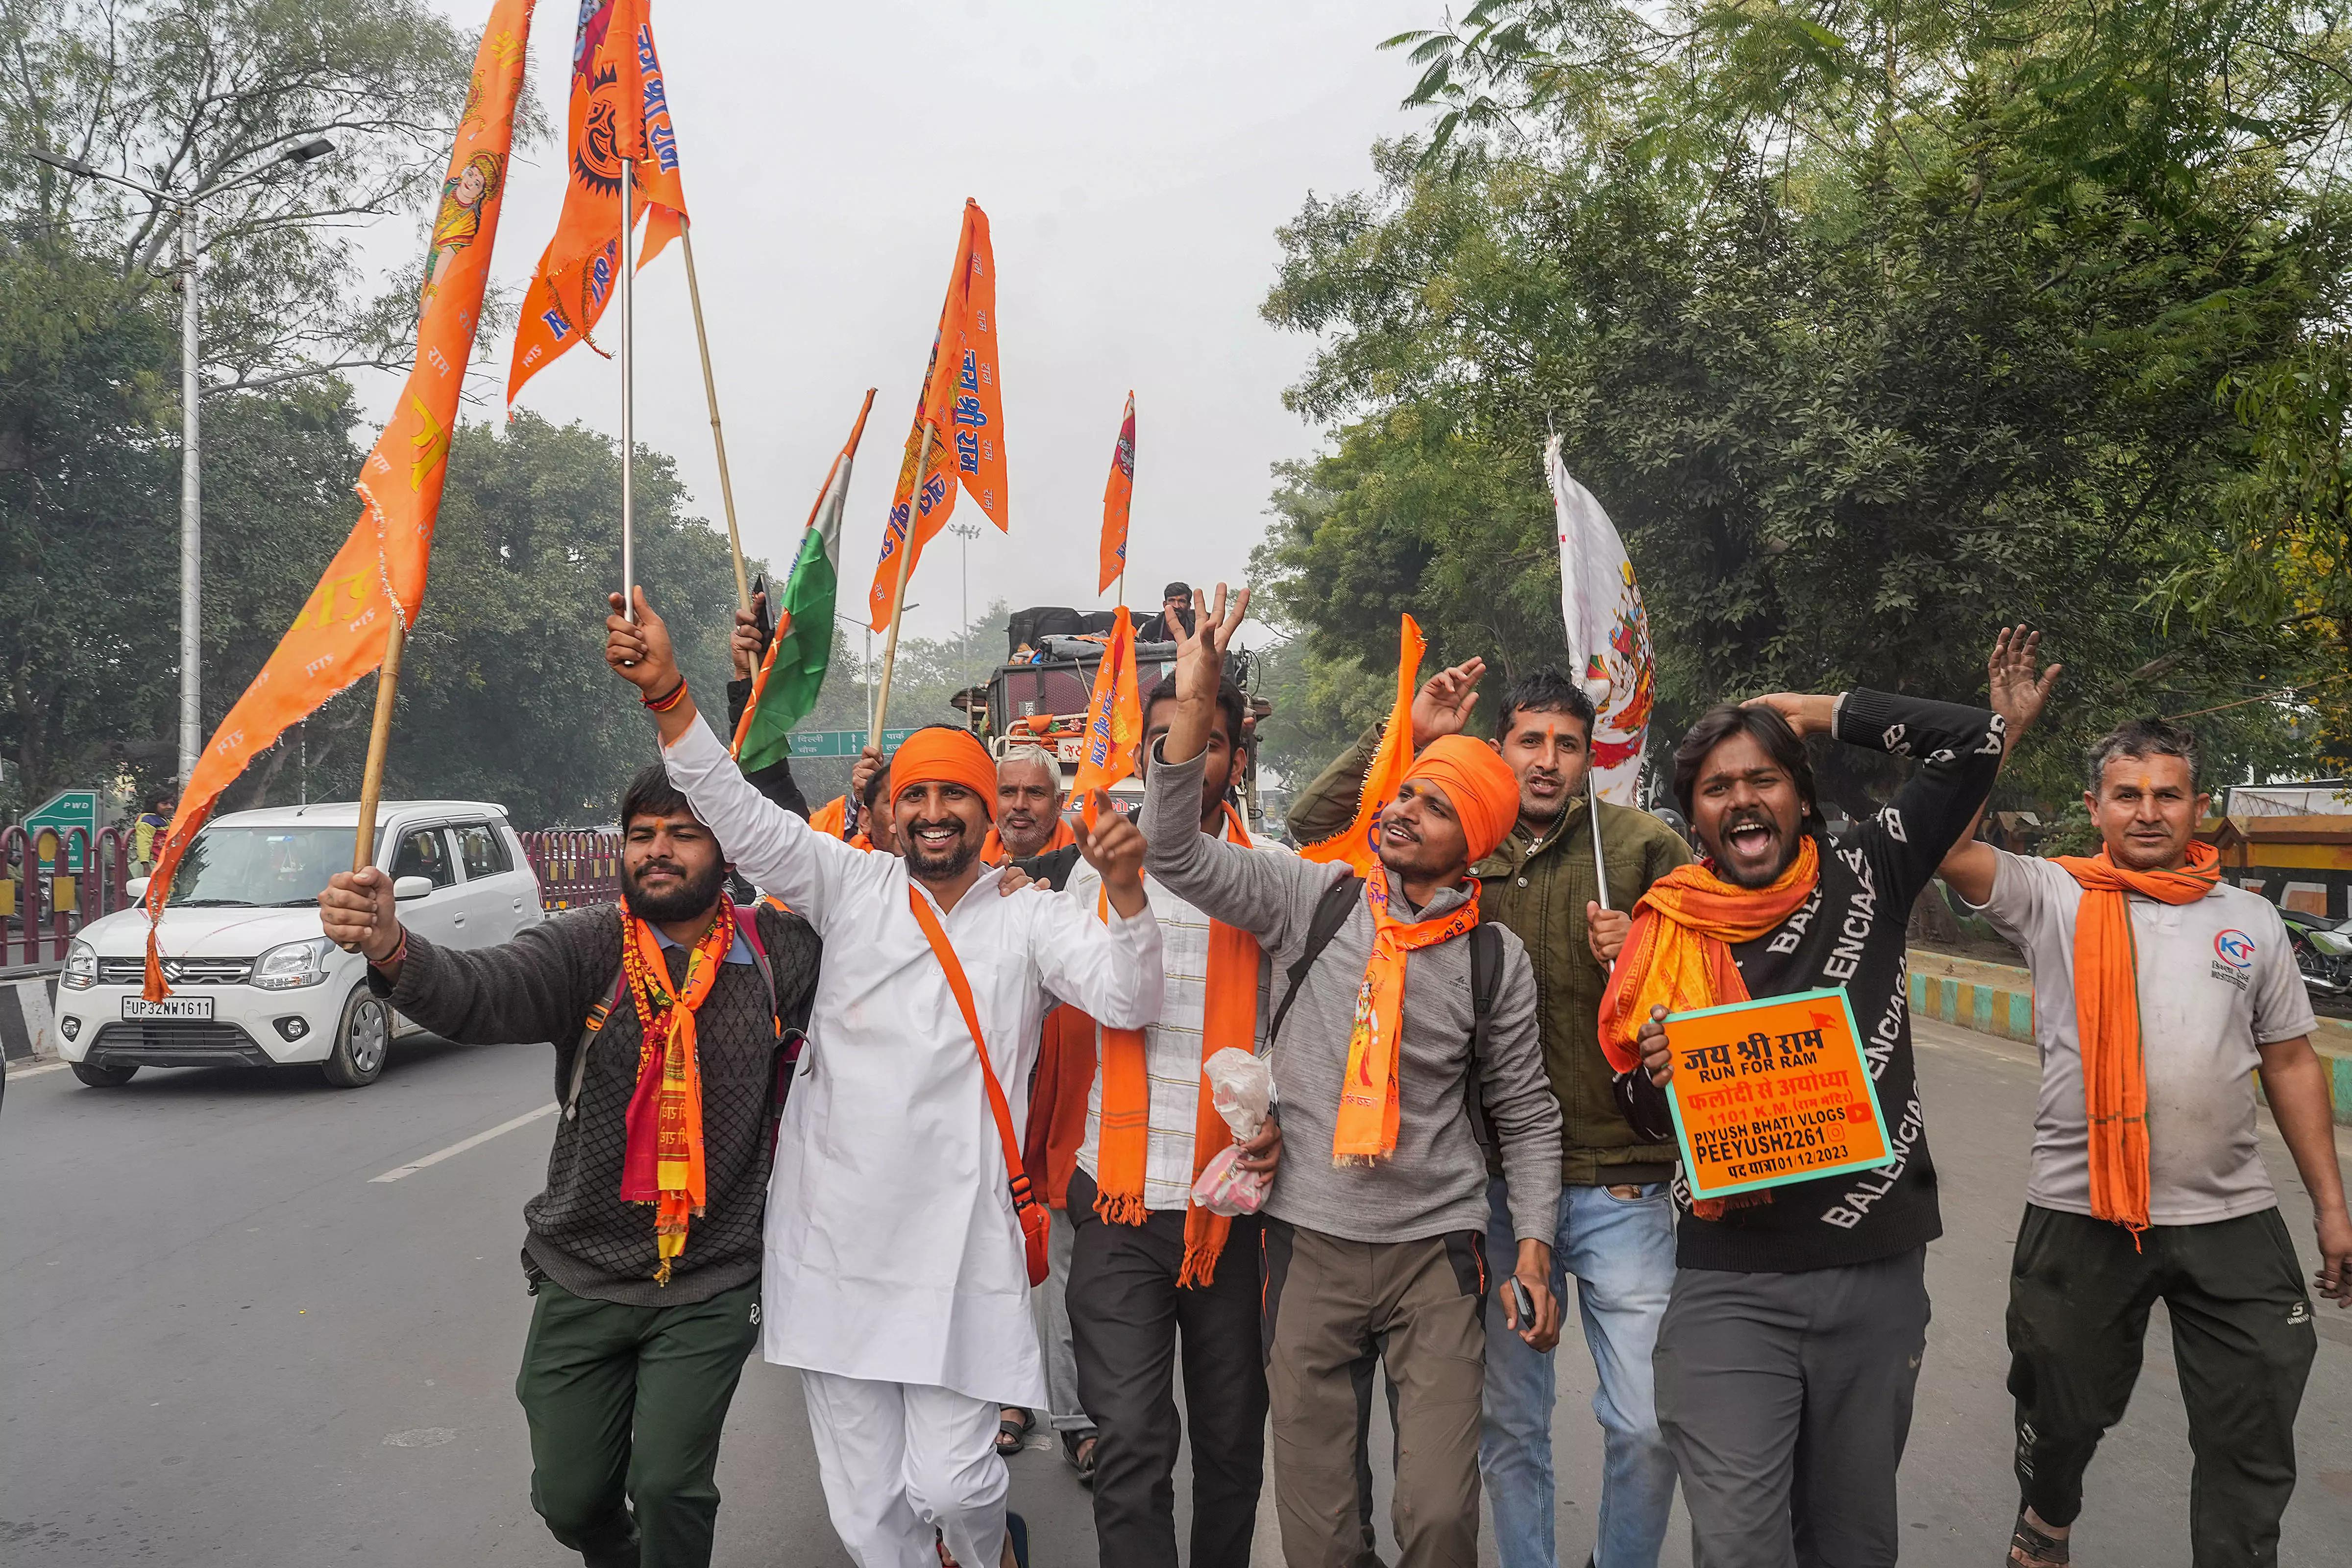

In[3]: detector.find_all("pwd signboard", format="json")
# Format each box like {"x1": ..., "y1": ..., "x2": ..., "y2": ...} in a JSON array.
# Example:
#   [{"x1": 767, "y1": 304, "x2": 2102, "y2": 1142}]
[
  {"x1": 23, "y1": 789, "x2": 99, "y2": 873},
  {"x1": 785, "y1": 729, "x2": 922, "y2": 758},
  {"x1": 1663, "y1": 988, "x2": 1893, "y2": 1200}
]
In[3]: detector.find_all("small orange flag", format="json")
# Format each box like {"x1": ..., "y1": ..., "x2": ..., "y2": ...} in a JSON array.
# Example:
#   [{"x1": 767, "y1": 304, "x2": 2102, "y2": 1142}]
[
  {"x1": 866, "y1": 199, "x2": 1007, "y2": 631},
  {"x1": 505, "y1": 0, "x2": 688, "y2": 404},
  {"x1": 141, "y1": 0, "x2": 537, "y2": 998},
  {"x1": 1069, "y1": 608, "x2": 1143, "y2": 824},
  {"x1": 1098, "y1": 391, "x2": 1135, "y2": 594},
  {"x1": 1299, "y1": 614, "x2": 1426, "y2": 877}
]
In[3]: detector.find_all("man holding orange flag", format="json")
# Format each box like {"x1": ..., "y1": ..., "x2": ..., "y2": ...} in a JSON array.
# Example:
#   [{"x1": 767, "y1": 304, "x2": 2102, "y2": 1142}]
[
  {"x1": 1143, "y1": 586, "x2": 1565, "y2": 1568},
  {"x1": 1059, "y1": 618, "x2": 1288, "y2": 1568},
  {"x1": 1935, "y1": 704, "x2": 2347, "y2": 1568},
  {"x1": 605, "y1": 586, "x2": 1162, "y2": 1568}
]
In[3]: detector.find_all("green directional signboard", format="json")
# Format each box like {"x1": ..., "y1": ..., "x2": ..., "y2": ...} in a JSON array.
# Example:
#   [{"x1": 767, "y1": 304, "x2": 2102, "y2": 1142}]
[
  {"x1": 24, "y1": 788, "x2": 98, "y2": 872},
  {"x1": 785, "y1": 728, "x2": 923, "y2": 758}
]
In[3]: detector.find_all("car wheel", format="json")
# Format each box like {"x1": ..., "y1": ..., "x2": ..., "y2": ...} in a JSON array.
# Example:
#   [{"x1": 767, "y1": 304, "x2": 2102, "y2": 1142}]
[
  {"x1": 72, "y1": 1060, "x2": 139, "y2": 1088},
  {"x1": 320, "y1": 985, "x2": 390, "y2": 1089}
]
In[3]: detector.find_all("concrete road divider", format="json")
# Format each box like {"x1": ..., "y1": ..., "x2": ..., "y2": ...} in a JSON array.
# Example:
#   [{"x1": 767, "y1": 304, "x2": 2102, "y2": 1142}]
[{"x1": 0, "y1": 972, "x2": 59, "y2": 1065}]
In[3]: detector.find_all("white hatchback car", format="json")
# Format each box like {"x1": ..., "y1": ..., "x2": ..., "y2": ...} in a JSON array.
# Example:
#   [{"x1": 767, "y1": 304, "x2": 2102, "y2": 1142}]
[{"x1": 57, "y1": 801, "x2": 544, "y2": 1088}]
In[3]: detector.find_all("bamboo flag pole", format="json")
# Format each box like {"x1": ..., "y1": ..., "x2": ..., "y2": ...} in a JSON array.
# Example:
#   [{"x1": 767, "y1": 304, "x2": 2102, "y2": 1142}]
[
  {"x1": 868, "y1": 423, "x2": 934, "y2": 749},
  {"x1": 619, "y1": 158, "x2": 637, "y2": 616},
  {"x1": 1587, "y1": 768, "x2": 1611, "y2": 911},
  {"x1": 339, "y1": 613, "x2": 407, "y2": 949},
  {"x1": 678, "y1": 220, "x2": 750, "y2": 614}
]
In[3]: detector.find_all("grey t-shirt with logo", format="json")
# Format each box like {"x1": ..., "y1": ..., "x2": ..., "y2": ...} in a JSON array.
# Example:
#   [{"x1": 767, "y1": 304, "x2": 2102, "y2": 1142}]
[{"x1": 1966, "y1": 851, "x2": 2318, "y2": 1225}]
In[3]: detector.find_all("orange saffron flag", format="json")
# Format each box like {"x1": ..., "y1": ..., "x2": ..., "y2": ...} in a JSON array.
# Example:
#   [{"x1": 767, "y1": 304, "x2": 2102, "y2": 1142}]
[
  {"x1": 1069, "y1": 608, "x2": 1143, "y2": 822},
  {"x1": 866, "y1": 199, "x2": 1007, "y2": 631},
  {"x1": 505, "y1": 0, "x2": 687, "y2": 403},
  {"x1": 1098, "y1": 391, "x2": 1135, "y2": 594},
  {"x1": 1299, "y1": 614, "x2": 1426, "y2": 877},
  {"x1": 140, "y1": 0, "x2": 538, "y2": 999}
]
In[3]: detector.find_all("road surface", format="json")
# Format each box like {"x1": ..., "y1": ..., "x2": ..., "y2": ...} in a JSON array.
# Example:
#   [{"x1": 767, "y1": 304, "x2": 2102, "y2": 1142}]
[{"x1": 2, "y1": 1015, "x2": 2347, "y2": 1566}]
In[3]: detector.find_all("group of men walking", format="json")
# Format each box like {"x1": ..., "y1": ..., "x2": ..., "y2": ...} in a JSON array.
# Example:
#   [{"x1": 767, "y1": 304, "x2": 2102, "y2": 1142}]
[{"x1": 315, "y1": 584, "x2": 2351, "y2": 1568}]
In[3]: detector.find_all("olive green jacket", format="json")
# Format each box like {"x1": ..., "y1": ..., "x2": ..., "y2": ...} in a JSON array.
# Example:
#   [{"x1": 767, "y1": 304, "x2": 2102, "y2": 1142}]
[{"x1": 1287, "y1": 723, "x2": 1693, "y2": 1186}]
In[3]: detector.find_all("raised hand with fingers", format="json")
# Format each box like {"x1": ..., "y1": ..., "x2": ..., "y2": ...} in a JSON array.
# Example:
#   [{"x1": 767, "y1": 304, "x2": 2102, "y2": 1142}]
[
  {"x1": 1075, "y1": 790, "x2": 1148, "y2": 916},
  {"x1": 730, "y1": 591, "x2": 769, "y2": 680},
  {"x1": 606, "y1": 587, "x2": 699, "y2": 740},
  {"x1": 318, "y1": 867, "x2": 403, "y2": 969},
  {"x1": 1164, "y1": 583, "x2": 1250, "y2": 767},
  {"x1": 1986, "y1": 624, "x2": 2062, "y2": 744},
  {"x1": 1410, "y1": 657, "x2": 1487, "y2": 748}
]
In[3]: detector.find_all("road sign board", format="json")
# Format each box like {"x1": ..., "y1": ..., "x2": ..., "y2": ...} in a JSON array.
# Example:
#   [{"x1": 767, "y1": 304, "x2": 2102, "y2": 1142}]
[
  {"x1": 24, "y1": 789, "x2": 98, "y2": 873},
  {"x1": 785, "y1": 729, "x2": 923, "y2": 758}
]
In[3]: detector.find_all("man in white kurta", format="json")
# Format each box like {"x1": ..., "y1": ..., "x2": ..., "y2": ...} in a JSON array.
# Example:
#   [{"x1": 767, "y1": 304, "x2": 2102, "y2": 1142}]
[{"x1": 607, "y1": 590, "x2": 1163, "y2": 1568}]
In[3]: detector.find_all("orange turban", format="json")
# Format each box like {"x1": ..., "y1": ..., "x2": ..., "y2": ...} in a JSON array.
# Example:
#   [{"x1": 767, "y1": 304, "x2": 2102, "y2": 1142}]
[
  {"x1": 1402, "y1": 735, "x2": 1519, "y2": 863},
  {"x1": 886, "y1": 727, "x2": 998, "y2": 818}
]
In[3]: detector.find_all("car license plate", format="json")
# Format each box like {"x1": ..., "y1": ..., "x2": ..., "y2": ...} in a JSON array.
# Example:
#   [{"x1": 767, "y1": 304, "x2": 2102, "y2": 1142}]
[{"x1": 122, "y1": 997, "x2": 214, "y2": 1021}]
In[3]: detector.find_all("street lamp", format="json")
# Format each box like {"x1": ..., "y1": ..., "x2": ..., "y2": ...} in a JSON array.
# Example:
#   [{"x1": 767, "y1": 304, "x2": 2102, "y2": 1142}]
[
  {"x1": 837, "y1": 605, "x2": 916, "y2": 738},
  {"x1": 26, "y1": 136, "x2": 337, "y2": 785},
  {"x1": 947, "y1": 521, "x2": 981, "y2": 677}
]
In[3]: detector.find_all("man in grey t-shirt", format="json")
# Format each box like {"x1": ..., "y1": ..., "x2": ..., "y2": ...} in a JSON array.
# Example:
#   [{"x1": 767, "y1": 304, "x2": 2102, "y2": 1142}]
[{"x1": 1941, "y1": 712, "x2": 2351, "y2": 1568}]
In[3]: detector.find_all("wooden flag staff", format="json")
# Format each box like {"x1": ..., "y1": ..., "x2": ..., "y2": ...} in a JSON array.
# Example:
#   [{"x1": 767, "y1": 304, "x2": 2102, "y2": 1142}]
[
  {"x1": 868, "y1": 423, "x2": 934, "y2": 749},
  {"x1": 678, "y1": 220, "x2": 750, "y2": 614},
  {"x1": 338, "y1": 612, "x2": 407, "y2": 949}
]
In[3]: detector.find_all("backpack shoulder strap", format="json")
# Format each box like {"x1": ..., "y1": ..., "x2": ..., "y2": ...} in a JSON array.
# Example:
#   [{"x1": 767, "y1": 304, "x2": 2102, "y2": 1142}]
[
  {"x1": 734, "y1": 902, "x2": 781, "y2": 1030},
  {"x1": 1463, "y1": 922, "x2": 1504, "y2": 1150},
  {"x1": 567, "y1": 964, "x2": 629, "y2": 1121},
  {"x1": 1267, "y1": 873, "x2": 1365, "y2": 1046}
]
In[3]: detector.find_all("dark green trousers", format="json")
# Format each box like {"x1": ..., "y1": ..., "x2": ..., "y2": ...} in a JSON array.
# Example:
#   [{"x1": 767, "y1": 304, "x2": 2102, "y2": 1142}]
[
  {"x1": 516, "y1": 1277, "x2": 763, "y2": 1568},
  {"x1": 2007, "y1": 1204, "x2": 2318, "y2": 1567}
]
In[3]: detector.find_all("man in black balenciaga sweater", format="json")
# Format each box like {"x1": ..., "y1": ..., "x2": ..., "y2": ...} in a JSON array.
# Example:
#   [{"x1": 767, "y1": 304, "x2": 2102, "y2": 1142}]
[
  {"x1": 319, "y1": 765, "x2": 819, "y2": 1568},
  {"x1": 1614, "y1": 648, "x2": 2047, "y2": 1568}
]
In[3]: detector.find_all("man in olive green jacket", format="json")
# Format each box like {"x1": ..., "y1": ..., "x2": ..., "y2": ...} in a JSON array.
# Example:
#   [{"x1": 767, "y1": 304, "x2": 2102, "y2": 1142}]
[{"x1": 1288, "y1": 663, "x2": 1690, "y2": 1568}]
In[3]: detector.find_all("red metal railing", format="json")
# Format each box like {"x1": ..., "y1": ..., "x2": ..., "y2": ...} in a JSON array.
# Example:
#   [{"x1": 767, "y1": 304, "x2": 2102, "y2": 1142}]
[
  {"x1": 520, "y1": 830, "x2": 623, "y2": 911},
  {"x1": 0, "y1": 823, "x2": 136, "y2": 970}
]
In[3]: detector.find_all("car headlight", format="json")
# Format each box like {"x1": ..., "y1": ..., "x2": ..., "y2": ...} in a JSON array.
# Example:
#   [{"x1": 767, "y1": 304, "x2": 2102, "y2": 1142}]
[
  {"x1": 63, "y1": 939, "x2": 98, "y2": 991},
  {"x1": 252, "y1": 936, "x2": 336, "y2": 991}
]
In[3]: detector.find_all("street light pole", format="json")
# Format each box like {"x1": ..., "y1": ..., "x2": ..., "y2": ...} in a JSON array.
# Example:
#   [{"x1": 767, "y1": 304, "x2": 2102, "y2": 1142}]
[
  {"x1": 948, "y1": 521, "x2": 980, "y2": 678},
  {"x1": 177, "y1": 203, "x2": 202, "y2": 784},
  {"x1": 20, "y1": 137, "x2": 334, "y2": 788}
]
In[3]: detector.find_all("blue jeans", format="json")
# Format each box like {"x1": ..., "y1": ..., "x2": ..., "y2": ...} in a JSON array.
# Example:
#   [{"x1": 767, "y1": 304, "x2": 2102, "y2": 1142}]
[{"x1": 1481, "y1": 1176, "x2": 1678, "y2": 1568}]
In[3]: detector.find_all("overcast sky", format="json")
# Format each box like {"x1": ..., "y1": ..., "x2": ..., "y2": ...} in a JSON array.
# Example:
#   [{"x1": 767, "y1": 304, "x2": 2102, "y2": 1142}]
[{"x1": 358, "y1": 0, "x2": 1435, "y2": 644}]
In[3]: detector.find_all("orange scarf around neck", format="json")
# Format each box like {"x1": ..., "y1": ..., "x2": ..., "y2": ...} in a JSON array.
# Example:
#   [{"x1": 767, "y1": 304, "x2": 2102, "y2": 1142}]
[
  {"x1": 1334, "y1": 867, "x2": 1482, "y2": 1166},
  {"x1": 2052, "y1": 840, "x2": 2221, "y2": 1233},
  {"x1": 1093, "y1": 804, "x2": 1260, "y2": 1286},
  {"x1": 1597, "y1": 836, "x2": 1821, "y2": 1219},
  {"x1": 1597, "y1": 835, "x2": 1823, "y2": 1074},
  {"x1": 618, "y1": 901, "x2": 735, "y2": 1285},
  {"x1": 983, "y1": 815, "x2": 1077, "y2": 865}
]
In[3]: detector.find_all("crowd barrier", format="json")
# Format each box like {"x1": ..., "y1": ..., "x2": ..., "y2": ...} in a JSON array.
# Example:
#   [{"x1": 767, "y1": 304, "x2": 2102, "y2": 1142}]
[
  {"x1": 521, "y1": 830, "x2": 622, "y2": 910},
  {"x1": 0, "y1": 824, "x2": 134, "y2": 973}
]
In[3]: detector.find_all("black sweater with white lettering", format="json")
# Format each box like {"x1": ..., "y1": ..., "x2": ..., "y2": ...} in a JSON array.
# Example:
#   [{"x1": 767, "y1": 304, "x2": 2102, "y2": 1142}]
[{"x1": 1621, "y1": 688, "x2": 2005, "y2": 1273}]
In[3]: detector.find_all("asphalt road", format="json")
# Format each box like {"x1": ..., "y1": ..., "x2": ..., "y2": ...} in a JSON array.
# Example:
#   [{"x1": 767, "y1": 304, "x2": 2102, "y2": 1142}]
[{"x1": 2, "y1": 1015, "x2": 2348, "y2": 1568}]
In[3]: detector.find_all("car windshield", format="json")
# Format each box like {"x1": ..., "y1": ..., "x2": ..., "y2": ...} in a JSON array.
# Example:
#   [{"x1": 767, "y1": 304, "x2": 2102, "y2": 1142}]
[{"x1": 167, "y1": 826, "x2": 357, "y2": 908}]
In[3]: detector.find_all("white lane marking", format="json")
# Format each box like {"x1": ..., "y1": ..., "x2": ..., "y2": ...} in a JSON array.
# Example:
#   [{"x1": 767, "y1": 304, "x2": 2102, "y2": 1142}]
[
  {"x1": 370, "y1": 1103, "x2": 558, "y2": 1183},
  {"x1": 5, "y1": 1061, "x2": 71, "y2": 1078}
]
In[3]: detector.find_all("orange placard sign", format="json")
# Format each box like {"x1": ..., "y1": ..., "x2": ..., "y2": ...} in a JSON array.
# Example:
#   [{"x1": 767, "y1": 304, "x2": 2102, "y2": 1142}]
[{"x1": 1663, "y1": 988, "x2": 1894, "y2": 1200}]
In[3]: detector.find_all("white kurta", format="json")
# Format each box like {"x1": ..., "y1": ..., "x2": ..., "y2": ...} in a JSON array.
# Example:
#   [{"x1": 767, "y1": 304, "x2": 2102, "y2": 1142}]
[{"x1": 664, "y1": 716, "x2": 1163, "y2": 1407}]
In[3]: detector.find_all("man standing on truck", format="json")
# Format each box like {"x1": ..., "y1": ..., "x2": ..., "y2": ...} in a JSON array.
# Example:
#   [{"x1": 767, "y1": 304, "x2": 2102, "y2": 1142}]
[
  {"x1": 317, "y1": 765, "x2": 822, "y2": 1568},
  {"x1": 1288, "y1": 661, "x2": 1693, "y2": 1568}
]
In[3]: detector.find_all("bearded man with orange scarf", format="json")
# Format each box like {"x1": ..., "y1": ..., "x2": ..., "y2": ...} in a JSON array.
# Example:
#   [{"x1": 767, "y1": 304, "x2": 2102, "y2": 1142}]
[
  {"x1": 1936, "y1": 708, "x2": 2348, "y2": 1568},
  {"x1": 1608, "y1": 633, "x2": 2030, "y2": 1568},
  {"x1": 319, "y1": 764, "x2": 821, "y2": 1568},
  {"x1": 1143, "y1": 586, "x2": 1566, "y2": 1568}
]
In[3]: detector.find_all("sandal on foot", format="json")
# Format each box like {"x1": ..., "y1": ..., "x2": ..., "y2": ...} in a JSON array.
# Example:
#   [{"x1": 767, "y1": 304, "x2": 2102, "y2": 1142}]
[
  {"x1": 993, "y1": 1406, "x2": 1034, "y2": 1457},
  {"x1": 2009, "y1": 1510, "x2": 2070, "y2": 1567},
  {"x1": 1062, "y1": 1428, "x2": 1099, "y2": 1487}
]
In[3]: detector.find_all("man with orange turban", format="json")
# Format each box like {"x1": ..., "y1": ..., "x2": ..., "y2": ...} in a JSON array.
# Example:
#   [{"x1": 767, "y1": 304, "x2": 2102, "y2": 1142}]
[
  {"x1": 1138, "y1": 585, "x2": 1566, "y2": 1568},
  {"x1": 604, "y1": 588, "x2": 1165, "y2": 1568}
]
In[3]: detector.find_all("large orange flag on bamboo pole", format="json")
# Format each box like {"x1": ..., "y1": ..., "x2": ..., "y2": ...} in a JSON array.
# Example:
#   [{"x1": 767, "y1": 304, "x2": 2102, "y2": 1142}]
[
  {"x1": 865, "y1": 199, "x2": 1008, "y2": 633},
  {"x1": 1299, "y1": 614, "x2": 1426, "y2": 877},
  {"x1": 505, "y1": 0, "x2": 686, "y2": 403},
  {"x1": 1068, "y1": 607, "x2": 1142, "y2": 826},
  {"x1": 1098, "y1": 391, "x2": 1135, "y2": 595},
  {"x1": 140, "y1": 0, "x2": 537, "y2": 999}
]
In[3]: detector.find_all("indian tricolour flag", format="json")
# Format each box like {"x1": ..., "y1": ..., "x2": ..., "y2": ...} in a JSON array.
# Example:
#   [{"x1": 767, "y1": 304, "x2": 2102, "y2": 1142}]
[
  {"x1": 734, "y1": 392, "x2": 876, "y2": 773},
  {"x1": 1549, "y1": 434, "x2": 1656, "y2": 804}
]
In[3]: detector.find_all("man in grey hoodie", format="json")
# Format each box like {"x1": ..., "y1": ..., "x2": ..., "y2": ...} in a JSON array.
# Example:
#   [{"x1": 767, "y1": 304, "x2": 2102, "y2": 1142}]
[{"x1": 1139, "y1": 585, "x2": 1565, "y2": 1568}]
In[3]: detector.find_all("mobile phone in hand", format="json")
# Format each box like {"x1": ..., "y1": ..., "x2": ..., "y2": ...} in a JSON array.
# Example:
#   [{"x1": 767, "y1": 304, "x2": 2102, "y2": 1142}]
[{"x1": 1508, "y1": 1276, "x2": 1535, "y2": 1329}]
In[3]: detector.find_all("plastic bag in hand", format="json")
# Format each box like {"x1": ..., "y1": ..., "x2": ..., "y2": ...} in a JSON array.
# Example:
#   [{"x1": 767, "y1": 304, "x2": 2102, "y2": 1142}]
[{"x1": 1193, "y1": 1048, "x2": 1274, "y2": 1216}]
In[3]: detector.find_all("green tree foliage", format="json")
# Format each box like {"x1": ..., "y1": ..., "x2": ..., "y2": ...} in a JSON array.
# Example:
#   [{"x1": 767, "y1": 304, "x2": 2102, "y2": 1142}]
[{"x1": 1258, "y1": 0, "x2": 2346, "y2": 806}]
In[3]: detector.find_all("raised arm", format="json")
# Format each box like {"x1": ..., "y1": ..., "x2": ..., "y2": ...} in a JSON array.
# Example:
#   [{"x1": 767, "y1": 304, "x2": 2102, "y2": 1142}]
[
  {"x1": 1936, "y1": 626, "x2": 2062, "y2": 906},
  {"x1": 320, "y1": 870, "x2": 607, "y2": 1047},
  {"x1": 606, "y1": 587, "x2": 862, "y2": 923}
]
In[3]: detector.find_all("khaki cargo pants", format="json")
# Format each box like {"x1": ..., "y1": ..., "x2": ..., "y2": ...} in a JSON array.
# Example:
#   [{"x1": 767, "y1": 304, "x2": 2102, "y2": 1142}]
[{"x1": 1261, "y1": 1218, "x2": 1489, "y2": 1568}]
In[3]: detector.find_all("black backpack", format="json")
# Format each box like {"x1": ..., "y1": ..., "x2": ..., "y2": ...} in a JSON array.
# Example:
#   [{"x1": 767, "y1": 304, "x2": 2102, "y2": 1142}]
[{"x1": 1265, "y1": 874, "x2": 1507, "y2": 1150}]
